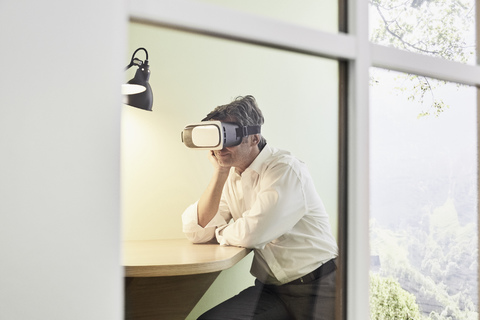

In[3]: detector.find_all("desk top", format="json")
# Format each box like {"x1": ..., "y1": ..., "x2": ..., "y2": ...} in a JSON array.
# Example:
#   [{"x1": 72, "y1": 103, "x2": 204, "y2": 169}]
[{"x1": 124, "y1": 238, "x2": 251, "y2": 277}]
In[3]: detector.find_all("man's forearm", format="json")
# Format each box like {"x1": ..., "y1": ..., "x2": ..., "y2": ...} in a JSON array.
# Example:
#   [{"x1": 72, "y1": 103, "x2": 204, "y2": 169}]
[{"x1": 197, "y1": 170, "x2": 229, "y2": 227}]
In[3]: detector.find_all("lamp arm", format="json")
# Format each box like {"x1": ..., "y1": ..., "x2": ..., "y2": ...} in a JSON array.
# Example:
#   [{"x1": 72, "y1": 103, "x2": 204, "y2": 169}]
[{"x1": 125, "y1": 47, "x2": 149, "y2": 70}]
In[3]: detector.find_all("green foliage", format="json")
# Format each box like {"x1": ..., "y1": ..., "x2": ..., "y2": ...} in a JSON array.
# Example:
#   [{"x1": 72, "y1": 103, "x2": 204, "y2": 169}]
[
  {"x1": 370, "y1": 273, "x2": 423, "y2": 320},
  {"x1": 369, "y1": 0, "x2": 475, "y2": 117},
  {"x1": 370, "y1": 0, "x2": 474, "y2": 62},
  {"x1": 371, "y1": 199, "x2": 478, "y2": 320}
]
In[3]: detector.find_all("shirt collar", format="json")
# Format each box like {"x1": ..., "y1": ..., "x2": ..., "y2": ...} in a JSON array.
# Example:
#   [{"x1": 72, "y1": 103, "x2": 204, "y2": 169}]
[{"x1": 245, "y1": 144, "x2": 272, "y2": 175}]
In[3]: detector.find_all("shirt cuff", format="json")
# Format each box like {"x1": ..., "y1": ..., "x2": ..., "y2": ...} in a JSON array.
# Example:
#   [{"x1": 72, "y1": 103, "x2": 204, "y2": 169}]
[
  {"x1": 215, "y1": 224, "x2": 230, "y2": 246},
  {"x1": 182, "y1": 202, "x2": 202, "y2": 233},
  {"x1": 182, "y1": 202, "x2": 229, "y2": 231}
]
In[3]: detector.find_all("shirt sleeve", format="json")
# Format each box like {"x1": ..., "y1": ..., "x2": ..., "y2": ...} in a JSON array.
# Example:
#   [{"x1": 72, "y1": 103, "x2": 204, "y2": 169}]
[
  {"x1": 182, "y1": 200, "x2": 232, "y2": 243},
  {"x1": 216, "y1": 162, "x2": 307, "y2": 249}
]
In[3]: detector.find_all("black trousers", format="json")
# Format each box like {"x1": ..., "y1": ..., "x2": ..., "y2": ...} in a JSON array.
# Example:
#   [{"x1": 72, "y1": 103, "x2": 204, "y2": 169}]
[{"x1": 197, "y1": 266, "x2": 336, "y2": 320}]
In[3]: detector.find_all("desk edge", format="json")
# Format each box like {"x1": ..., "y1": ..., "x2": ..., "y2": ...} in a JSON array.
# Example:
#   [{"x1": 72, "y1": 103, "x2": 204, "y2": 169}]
[{"x1": 125, "y1": 248, "x2": 251, "y2": 277}]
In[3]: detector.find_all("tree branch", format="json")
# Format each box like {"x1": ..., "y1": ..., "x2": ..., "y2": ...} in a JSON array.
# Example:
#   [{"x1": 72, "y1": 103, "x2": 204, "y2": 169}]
[{"x1": 373, "y1": 3, "x2": 443, "y2": 55}]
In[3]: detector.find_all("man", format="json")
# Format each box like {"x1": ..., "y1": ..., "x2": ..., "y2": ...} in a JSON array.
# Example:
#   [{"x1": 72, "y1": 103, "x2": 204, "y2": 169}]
[{"x1": 182, "y1": 95, "x2": 338, "y2": 320}]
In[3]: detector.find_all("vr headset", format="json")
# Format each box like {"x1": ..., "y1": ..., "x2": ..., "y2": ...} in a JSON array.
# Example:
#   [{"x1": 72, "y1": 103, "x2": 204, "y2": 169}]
[{"x1": 181, "y1": 121, "x2": 261, "y2": 150}]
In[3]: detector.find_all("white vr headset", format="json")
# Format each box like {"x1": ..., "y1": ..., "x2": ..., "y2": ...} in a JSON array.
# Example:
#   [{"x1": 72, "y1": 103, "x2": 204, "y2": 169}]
[{"x1": 181, "y1": 120, "x2": 261, "y2": 150}]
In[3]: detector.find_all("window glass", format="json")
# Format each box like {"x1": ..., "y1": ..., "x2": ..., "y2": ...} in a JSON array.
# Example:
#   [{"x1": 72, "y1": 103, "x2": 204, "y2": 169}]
[
  {"x1": 369, "y1": 0, "x2": 476, "y2": 64},
  {"x1": 124, "y1": 22, "x2": 340, "y2": 318},
  {"x1": 369, "y1": 67, "x2": 478, "y2": 319},
  {"x1": 194, "y1": 0, "x2": 338, "y2": 33},
  {"x1": 124, "y1": 22, "x2": 339, "y2": 242}
]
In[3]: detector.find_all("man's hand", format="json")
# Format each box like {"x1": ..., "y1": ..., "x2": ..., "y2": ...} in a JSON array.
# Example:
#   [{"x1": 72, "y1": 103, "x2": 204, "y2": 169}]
[{"x1": 208, "y1": 150, "x2": 231, "y2": 173}]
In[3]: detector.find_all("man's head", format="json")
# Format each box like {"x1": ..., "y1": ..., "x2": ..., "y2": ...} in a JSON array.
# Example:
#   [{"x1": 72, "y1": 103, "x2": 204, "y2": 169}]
[
  {"x1": 203, "y1": 95, "x2": 267, "y2": 150},
  {"x1": 202, "y1": 96, "x2": 267, "y2": 173}
]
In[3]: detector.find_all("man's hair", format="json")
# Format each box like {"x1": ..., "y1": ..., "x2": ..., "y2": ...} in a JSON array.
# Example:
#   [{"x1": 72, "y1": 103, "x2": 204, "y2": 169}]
[{"x1": 203, "y1": 95, "x2": 267, "y2": 150}]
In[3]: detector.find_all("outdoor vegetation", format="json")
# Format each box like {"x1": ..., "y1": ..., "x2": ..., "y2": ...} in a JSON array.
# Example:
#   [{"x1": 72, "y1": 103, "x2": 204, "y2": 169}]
[
  {"x1": 369, "y1": 0, "x2": 475, "y2": 117},
  {"x1": 368, "y1": 0, "x2": 477, "y2": 319},
  {"x1": 370, "y1": 273, "x2": 422, "y2": 320},
  {"x1": 370, "y1": 197, "x2": 478, "y2": 319}
]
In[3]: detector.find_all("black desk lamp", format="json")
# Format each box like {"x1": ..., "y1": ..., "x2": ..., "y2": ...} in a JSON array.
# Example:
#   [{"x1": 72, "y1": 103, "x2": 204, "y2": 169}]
[{"x1": 122, "y1": 47, "x2": 153, "y2": 111}]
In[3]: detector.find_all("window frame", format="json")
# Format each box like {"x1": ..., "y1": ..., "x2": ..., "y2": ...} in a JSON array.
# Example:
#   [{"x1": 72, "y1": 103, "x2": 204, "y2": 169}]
[{"x1": 127, "y1": 0, "x2": 480, "y2": 319}]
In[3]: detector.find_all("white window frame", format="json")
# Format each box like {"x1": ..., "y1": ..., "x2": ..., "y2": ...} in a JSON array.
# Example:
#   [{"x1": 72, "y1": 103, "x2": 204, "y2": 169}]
[{"x1": 127, "y1": 1, "x2": 480, "y2": 319}]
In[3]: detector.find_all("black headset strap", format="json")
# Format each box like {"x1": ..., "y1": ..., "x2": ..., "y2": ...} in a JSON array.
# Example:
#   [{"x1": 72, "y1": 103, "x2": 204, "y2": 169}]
[{"x1": 236, "y1": 125, "x2": 261, "y2": 138}]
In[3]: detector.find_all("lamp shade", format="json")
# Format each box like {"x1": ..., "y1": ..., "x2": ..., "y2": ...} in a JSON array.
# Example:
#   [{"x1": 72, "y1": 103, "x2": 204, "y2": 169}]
[{"x1": 124, "y1": 66, "x2": 153, "y2": 111}]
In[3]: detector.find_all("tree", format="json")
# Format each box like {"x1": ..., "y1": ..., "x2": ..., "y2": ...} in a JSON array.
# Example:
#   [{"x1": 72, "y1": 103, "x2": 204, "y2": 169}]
[
  {"x1": 370, "y1": 198, "x2": 478, "y2": 319},
  {"x1": 369, "y1": 2, "x2": 478, "y2": 319},
  {"x1": 370, "y1": 273, "x2": 424, "y2": 320},
  {"x1": 369, "y1": 0, "x2": 475, "y2": 117}
]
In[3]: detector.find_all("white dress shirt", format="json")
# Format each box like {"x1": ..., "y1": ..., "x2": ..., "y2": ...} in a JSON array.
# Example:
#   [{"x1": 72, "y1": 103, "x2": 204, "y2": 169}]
[{"x1": 182, "y1": 144, "x2": 338, "y2": 284}]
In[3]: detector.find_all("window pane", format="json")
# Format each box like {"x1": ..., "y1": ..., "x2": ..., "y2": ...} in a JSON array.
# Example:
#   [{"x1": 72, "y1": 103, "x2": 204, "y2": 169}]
[
  {"x1": 124, "y1": 21, "x2": 339, "y2": 241},
  {"x1": 194, "y1": 0, "x2": 339, "y2": 33},
  {"x1": 369, "y1": 0, "x2": 476, "y2": 64},
  {"x1": 369, "y1": 67, "x2": 478, "y2": 319},
  {"x1": 124, "y1": 22, "x2": 340, "y2": 318}
]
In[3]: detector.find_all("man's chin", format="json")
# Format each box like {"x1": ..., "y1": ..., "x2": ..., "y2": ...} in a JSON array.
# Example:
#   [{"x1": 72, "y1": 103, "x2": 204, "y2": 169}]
[{"x1": 218, "y1": 160, "x2": 233, "y2": 168}]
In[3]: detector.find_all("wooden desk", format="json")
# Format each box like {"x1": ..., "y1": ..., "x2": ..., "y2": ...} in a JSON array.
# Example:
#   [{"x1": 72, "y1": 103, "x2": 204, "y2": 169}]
[{"x1": 124, "y1": 238, "x2": 251, "y2": 319}]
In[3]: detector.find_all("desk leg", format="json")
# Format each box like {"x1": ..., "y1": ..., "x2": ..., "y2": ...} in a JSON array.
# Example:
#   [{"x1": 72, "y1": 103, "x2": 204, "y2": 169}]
[{"x1": 125, "y1": 272, "x2": 220, "y2": 320}]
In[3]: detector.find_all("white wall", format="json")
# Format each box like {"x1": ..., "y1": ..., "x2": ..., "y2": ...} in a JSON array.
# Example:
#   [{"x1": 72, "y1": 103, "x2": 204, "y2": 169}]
[{"x1": 0, "y1": 1, "x2": 124, "y2": 319}]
